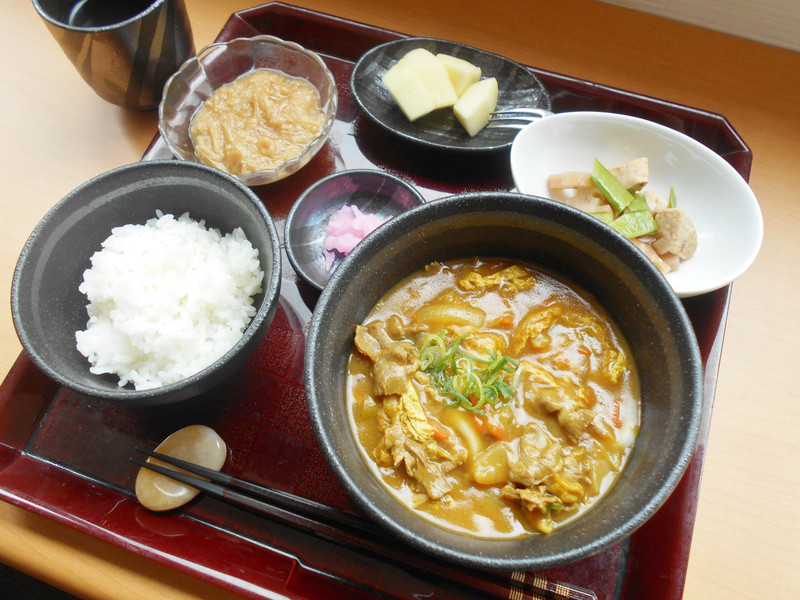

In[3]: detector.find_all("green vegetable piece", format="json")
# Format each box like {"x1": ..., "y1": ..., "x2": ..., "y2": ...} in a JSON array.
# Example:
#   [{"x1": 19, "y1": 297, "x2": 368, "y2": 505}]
[
  {"x1": 591, "y1": 159, "x2": 635, "y2": 212},
  {"x1": 609, "y1": 194, "x2": 658, "y2": 238},
  {"x1": 606, "y1": 192, "x2": 658, "y2": 238},
  {"x1": 608, "y1": 212, "x2": 657, "y2": 238},
  {"x1": 626, "y1": 191, "x2": 650, "y2": 212},
  {"x1": 590, "y1": 212, "x2": 614, "y2": 224},
  {"x1": 669, "y1": 186, "x2": 677, "y2": 208}
]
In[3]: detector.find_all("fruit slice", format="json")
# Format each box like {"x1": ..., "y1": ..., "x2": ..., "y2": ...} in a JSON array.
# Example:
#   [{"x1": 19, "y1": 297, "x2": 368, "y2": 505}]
[
  {"x1": 401, "y1": 48, "x2": 459, "y2": 109},
  {"x1": 436, "y1": 53, "x2": 482, "y2": 96},
  {"x1": 382, "y1": 59, "x2": 436, "y2": 121},
  {"x1": 453, "y1": 77, "x2": 499, "y2": 136}
]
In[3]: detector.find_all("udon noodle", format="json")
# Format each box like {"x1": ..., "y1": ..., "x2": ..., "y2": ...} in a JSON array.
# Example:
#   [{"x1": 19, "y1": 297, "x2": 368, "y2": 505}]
[{"x1": 346, "y1": 257, "x2": 640, "y2": 538}]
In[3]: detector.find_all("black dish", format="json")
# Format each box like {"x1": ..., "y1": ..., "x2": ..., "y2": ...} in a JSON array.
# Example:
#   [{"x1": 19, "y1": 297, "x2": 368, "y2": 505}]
[
  {"x1": 304, "y1": 191, "x2": 702, "y2": 571},
  {"x1": 284, "y1": 169, "x2": 425, "y2": 290},
  {"x1": 11, "y1": 161, "x2": 282, "y2": 405},
  {"x1": 350, "y1": 37, "x2": 551, "y2": 152}
]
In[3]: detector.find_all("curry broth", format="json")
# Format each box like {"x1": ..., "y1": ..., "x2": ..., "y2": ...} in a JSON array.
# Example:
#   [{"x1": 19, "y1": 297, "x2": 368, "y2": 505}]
[{"x1": 346, "y1": 258, "x2": 640, "y2": 538}]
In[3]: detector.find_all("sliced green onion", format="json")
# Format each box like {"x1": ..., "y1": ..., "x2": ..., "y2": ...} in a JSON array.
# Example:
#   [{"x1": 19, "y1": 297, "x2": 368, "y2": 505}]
[
  {"x1": 419, "y1": 333, "x2": 519, "y2": 414},
  {"x1": 546, "y1": 502, "x2": 563, "y2": 516}
]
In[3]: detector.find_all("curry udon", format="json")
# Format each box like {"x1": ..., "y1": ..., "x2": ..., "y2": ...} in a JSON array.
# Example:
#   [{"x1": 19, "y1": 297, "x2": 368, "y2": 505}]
[{"x1": 346, "y1": 257, "x2": 640, "y2": 538}]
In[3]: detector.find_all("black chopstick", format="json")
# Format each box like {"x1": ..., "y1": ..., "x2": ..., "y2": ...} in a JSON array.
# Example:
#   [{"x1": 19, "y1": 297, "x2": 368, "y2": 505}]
[
  {"x1": 131, "y1": 449, "x2": 597, "y2": 600},
  {"x1": 131, "y1": 447, "x2": 387, "y2": 542}
]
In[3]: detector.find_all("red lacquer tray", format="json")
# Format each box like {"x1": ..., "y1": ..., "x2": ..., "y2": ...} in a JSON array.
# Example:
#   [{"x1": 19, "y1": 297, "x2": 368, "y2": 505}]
[{"x1": 0, "y1": 3, "x2": 751, "y2": 599}]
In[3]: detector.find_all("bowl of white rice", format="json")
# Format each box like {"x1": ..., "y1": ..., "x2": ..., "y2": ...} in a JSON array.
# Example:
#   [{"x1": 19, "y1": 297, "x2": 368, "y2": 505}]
[{"x1": 11, "y1": 160, "x2": 281, "y2": 404}]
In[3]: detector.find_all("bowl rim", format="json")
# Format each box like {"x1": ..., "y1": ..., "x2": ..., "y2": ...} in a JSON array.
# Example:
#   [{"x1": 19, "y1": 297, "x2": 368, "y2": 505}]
[
  {"x1": 509, "y1": 110, "x2": 764, "y2": 297},
  {"x1": 284, "y1": 168, "x2": 426, "y2": 290},
  {"x1": 304, "y1": 190, "x2": 704, "y2": 570},
  {"x1": 158, "y1": 34, "x2": 339, "y2": 186},
  {"x1": 11, "y1": 160, "x2": 282, "y2": 403}
]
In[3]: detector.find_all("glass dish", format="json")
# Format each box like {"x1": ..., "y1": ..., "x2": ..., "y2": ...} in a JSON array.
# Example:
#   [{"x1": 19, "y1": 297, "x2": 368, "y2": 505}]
[{"x1": 159, "y1": 34, "x2": 338, "y2": 186}]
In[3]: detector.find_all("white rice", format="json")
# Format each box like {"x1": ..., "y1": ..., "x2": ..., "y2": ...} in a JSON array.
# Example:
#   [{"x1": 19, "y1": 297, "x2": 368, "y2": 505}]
[{"x1": 76, "y1": 211, "x2": 264, "y2": 390}]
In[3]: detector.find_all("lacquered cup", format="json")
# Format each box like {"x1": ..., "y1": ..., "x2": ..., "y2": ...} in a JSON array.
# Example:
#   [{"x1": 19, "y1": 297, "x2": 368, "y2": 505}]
[{"x1": 32, "y1": 0, "x2": 194, "y2": 110}]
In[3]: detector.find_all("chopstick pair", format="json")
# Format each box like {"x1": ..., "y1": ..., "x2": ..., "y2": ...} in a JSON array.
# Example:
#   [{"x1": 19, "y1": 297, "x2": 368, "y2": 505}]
[
  {"x1": 131, "y1": 447, "x2": 384, "y2": 543},
  {"x1": 131, "y1": 448, "x2": 597, "y2": 600}
]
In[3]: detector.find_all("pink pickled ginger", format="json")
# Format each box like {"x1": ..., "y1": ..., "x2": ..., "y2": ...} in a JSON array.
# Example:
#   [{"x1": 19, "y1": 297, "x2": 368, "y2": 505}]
[{"x1": 322, "y1": 205, "x2": 385, "y2": 271}]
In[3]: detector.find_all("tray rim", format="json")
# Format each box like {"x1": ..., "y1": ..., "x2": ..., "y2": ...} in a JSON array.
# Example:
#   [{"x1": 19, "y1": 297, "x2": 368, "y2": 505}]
[{"x1": 0, "y1": 3, "x2": 745, "y2": 599}]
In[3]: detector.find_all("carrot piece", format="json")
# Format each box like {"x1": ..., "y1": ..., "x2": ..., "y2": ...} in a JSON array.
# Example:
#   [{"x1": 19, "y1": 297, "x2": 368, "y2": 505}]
[
  {"x1": 482, "y1": 406, "x2": 508, "y2": 441},
  {"x1": 471, "y1": 414, "x2": 484, "y2": 432},
  {"x1": 611, "y1": 400, "x2": 622, "y2": 428},
  {"x1": 429, "y1": 418, "x2": 451, "y2": 441}
]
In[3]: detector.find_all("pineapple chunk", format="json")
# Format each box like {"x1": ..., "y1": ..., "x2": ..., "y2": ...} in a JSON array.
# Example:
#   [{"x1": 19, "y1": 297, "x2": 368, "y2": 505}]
[
  {"x1": 400, "y1": 48, "x2": 458, "y2": 109},
  {"x1": 453, "y1": 77, "x2": 498, "y2": 136},
  {"x1": 436, "y1": 53, "x2": 481, "y2": 96},
  {"x1": 382, "y1": 59, "x2": 436, "y2": 121}
]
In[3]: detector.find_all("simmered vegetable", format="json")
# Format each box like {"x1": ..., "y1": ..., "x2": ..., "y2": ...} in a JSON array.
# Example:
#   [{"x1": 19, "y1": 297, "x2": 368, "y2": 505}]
[
  {"x1": 607, "y1": 192, "x2": 658, "y2": 238},
  {"x1": 547, "y1": 158, "x2": 697, "y2": 274}
]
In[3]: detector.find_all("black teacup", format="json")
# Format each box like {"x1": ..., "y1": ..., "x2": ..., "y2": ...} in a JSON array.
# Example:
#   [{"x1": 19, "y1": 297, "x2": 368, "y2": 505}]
[{"x1": 32, "y1": 0, "x2": 194, "y2": 110}]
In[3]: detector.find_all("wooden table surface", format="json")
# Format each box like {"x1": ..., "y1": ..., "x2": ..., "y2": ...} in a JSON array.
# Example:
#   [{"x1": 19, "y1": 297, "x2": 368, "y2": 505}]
[{"x1": 1, "y1": 1, "x2": 798, "y2": 599}]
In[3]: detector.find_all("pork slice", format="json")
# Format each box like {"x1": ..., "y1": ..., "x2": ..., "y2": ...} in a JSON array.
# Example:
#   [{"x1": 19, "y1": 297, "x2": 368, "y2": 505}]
[
  {"x1": 373, "y1": 341, "x2": 418, "y2": 396},
  {"x1": 508, "y1": 424, "x2": 561, "y2": 487},
  {"x1": 378, "y1": 388, "x2": 465, "y2": 500},
  {"x1": 354, "y1": 324, "x2": 382, "y2": 361},
  {"x1": 355, "y1": 318, "x2": 419, "y2": 396}
]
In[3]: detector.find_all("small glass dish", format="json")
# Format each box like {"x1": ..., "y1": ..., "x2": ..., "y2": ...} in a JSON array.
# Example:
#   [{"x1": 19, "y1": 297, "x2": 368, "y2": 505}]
[{"x1": 158, "y1": 35, "x2": 338, "y2": 186}]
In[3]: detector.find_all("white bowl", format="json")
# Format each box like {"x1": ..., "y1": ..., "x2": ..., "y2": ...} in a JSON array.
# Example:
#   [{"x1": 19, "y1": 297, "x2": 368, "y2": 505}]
[{"x1": 510, "y1": 111, "x2": 763, "y2": 297}]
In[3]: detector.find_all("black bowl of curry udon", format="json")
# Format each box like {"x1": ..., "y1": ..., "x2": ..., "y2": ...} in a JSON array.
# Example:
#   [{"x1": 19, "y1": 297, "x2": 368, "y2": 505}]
[{"x1": 304, "y1": 191, "x2": 702, "y2": 571}]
